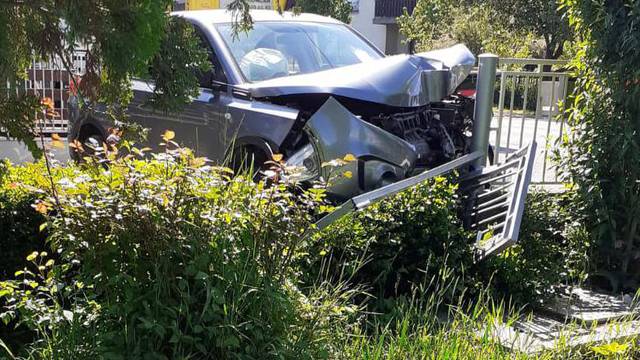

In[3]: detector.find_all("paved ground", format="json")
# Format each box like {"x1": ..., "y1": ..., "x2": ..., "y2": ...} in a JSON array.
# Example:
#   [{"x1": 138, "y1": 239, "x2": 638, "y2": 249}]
[
  {"x1": 0, "y1": 136, "x2": 71, "y2": 164},
  {"x1": 489, "y1": 114, "x2": 565, "y2": 186}
]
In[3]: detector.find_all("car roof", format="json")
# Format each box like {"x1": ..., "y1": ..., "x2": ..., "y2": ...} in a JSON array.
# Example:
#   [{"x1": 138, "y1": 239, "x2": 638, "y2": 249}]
[{"x1": 172, "y1": 9, "x2": 343, "y2": 25}]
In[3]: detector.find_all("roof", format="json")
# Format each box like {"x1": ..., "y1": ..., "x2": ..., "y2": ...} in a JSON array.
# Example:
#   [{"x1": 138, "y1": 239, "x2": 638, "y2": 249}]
[{"x1": 172, "y1": 9, "x2": 343, "y2": 25}]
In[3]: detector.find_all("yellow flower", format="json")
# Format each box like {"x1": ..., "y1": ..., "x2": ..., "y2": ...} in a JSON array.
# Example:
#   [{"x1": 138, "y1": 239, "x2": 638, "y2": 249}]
[{"x1": 162, "y1": 130, "x2": 176, "y2": 142}]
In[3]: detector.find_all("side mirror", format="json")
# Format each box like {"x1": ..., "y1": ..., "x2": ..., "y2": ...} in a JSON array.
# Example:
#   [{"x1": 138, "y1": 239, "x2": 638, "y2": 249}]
[{"x1": 211, "y1": 80, "x2": 225, "y2": 92}]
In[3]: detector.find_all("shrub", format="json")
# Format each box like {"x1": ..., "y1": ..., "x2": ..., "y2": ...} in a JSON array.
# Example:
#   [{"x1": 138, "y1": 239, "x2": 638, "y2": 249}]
[
  {"x1": 0, "y1": 160, "x2": 76, "y2": 354},
  {"x1": 304, "y1": 177, "x2": 477, "y2": 312},
  {"x1": 0, "y1": 160, "x2": 74, "y2": 277},
  {"x1": 558, "y1": 0, "x2": 640, "y2": 291},
  {"x1": 1, "y1": 143, "x2": 357, "y2": 359},
  {"x1": 0, "y1": 178, "x2": 46, "y2": 280}
]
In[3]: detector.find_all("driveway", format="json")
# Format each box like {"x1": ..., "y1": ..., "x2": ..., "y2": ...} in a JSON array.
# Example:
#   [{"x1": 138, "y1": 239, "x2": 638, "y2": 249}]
[{"x1": 489, "y1": 114, "x2": 565, "y2": 185}]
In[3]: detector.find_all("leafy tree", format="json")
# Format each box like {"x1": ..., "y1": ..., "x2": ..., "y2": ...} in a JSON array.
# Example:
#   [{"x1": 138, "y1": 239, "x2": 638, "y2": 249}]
[
  {"x1": 0, "y1": 0, "x2": 249, "y2": 156},
  {"x1": 557, "y1": 0, "x2": 640, "y2": 290},
  {"x1": 399, "y1": 0, "x2": 571, "y2": 59},
  {"x1": 397, "y1": 0, "x2": 454, "y2": 52},
  {"x1": 398, "y1": 0, "x2": 533, "y2": 57},
  {"x1": 292, "y1": 0, "x2": 352, "y2": 24},
  {"x1": 484, "y1": 0, "x2": 572, "y2": 59}
]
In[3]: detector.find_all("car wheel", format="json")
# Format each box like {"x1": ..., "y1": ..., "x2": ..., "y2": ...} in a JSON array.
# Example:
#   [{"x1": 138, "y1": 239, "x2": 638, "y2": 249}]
[{"x1": 230, "y1": 145, "x2": 269, "y2": 178}]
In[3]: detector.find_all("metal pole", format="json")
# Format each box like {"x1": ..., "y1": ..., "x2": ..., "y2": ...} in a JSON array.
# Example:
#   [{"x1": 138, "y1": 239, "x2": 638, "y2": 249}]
[{"x1": 471, "y1": 53, "x2": 498, "y2": 169}]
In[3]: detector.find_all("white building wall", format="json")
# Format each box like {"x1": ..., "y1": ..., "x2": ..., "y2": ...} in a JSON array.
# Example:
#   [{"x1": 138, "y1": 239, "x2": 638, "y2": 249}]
[
  {"x1": 348, "y1": 0, "x2": 387, "y2": 53},
  {"x1": 219, "y1": 0, "x2": 388, "y2": 53}
]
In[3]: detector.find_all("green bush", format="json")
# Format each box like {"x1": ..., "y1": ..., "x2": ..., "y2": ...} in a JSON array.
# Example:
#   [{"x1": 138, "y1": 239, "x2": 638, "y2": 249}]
[
  {"x1": 0, "y1": 181, "x2": 45, "y2": 280},
  {"x1": 0, "y1": 160, "x2": 77, "y2": 354},
  {"x1": 304, "y1": 177, "x2": 477, "y2": 312},
  {"x1": 558, "y1": 0, "x2": 640, "y2": 292},
  {"x1": 0, "y1": 160, "x2": 74, "y2": 277},
  {"x1": 0, "y1": 144, "x2": 356, "y2": 359},
  {"x1": 0, "y1": 143, "x2": 592, "y2": 358}
]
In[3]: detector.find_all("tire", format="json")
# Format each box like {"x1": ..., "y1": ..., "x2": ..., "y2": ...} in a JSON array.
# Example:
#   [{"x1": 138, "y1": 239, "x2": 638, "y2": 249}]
[{"x1": 230, "y1": 145, "x2": 269, "y2": 178}]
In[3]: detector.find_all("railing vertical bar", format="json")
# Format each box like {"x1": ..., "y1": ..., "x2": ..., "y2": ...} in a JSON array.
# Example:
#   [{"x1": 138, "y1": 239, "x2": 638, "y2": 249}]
[
  {"x1": 42, "y1": 59, "x2": 46, "y2": 132},
  {"x1": 506, "y1": 75, "x2": 517, "y2": 158},
  {"x1": 519, "y1": 76, "x2": 530, "y2": 148},
  {"x1": 495, "y1": 72, "x2": 507, "y2": 163},
  {"x1": 541, "y1": 75, "x2": 557, "y2": 182},
  {"x1": 32, "y1": 57, "x2": 36, "y2": 127},
  {"x1": 48, "y1": 59, "x2": 52, "y2": 131},
  {"x1": 531, "y1": 72, "x2": 542, "y2": 162},
  {"x1": 60, "y1": 59, "x2": 65, "y2": 132},
  {"x1": 555, "y1": 74, "x2": 570, "y2": 182}
]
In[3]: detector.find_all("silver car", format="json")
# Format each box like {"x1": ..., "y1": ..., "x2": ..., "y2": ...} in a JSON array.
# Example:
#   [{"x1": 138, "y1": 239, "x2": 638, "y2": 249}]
[{"x1": 68, "y1": 10, "x2": 476, "y2": 200}]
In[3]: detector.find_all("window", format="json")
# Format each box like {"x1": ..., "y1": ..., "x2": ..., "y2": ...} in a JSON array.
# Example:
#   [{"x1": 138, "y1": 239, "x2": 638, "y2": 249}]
[
  {"x1": 350, "y1": 0, "x2": 359, "y2": 12},
  {"x1": 216, "y1": 22, "x2": 382, "y2": 82},
  {"x1": 192, "y1": 25, "x2": 228, "y2": 88}
]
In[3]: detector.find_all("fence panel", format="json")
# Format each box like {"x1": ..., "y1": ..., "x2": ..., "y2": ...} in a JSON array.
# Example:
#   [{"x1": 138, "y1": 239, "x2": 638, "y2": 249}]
[
  {"x1": 3, "y1": 50, "x2": 87, "y2": 136},
  {"x1": 490, "y1": 58, "x2": 570, "y2": 185}
]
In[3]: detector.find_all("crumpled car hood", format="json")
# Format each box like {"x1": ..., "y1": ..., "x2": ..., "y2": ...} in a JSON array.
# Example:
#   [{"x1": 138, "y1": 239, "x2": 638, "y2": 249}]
[{"x1": 240, "y1": 44, "x2": 475, "y2": 108}]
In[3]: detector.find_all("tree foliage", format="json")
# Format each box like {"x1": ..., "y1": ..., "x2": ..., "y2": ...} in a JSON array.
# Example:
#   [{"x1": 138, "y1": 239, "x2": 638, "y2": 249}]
[
  {"x1": 557, "y1": 0, "x2": 640, "y2": 291},
  {"x1": 292, "y1": 0, "x2": 352, "y2": 24},
  {"x1": 399, "y1": 0, "x2": 571, "y2": 59},
  {"x1": 398, "y1": 0, "x2": 534, "y2": 58},
  {"x1": 484, "y1": 0, "x2": 572, "y2": 59},
  {"x1": 0, "y1": 0, "x2": 249, "y2": 155}
]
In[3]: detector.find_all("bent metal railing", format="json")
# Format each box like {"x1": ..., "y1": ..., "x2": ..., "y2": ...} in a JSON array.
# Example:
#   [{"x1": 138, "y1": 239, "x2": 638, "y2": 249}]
[
  {"x1": 310, "y1": 142, "x2": 536, "y2": 261},
  {"x1": 493, "y1": 58, "x2": 570, "y2": 185}
]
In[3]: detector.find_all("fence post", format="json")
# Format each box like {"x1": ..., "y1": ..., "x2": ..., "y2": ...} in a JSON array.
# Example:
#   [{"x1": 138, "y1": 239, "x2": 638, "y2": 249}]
[{"x1": 471, "y1": 53, "x2": 498, "y2": 169}]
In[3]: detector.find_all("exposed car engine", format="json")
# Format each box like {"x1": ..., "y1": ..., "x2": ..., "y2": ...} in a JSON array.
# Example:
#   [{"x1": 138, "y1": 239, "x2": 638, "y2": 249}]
[{"x1": 368, "y1": 95, "x2": 474, "y2": 169}]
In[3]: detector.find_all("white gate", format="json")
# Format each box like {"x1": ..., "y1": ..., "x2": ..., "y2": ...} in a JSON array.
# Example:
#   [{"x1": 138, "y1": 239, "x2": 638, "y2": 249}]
[
  {"x1": 3, "y1": 50, "x2": 87, "y2": 135},
  {"x1": 490, "y1": 58, "x2": 570, "y2": 185}
]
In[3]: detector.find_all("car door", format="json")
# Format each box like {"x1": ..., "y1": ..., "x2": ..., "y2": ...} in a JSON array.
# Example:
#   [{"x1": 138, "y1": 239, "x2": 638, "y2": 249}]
[
  {"x1": 187, "y1": 25, "x2": 237, "y2": 162},
  {"x1": 127, "y1": 23, "x2": 227, "y2": 159}
]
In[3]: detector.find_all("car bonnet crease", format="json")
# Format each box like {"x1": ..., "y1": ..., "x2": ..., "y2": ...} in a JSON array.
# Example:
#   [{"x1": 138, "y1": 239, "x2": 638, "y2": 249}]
[{"x1": 242, "y1": 44, "x2": 476, "y2": 108}]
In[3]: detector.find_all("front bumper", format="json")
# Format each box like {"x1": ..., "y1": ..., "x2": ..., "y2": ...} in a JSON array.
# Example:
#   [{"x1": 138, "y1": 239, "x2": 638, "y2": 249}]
[{"x1": 304, "y1": 97, "x2": 417, "y2": 200}]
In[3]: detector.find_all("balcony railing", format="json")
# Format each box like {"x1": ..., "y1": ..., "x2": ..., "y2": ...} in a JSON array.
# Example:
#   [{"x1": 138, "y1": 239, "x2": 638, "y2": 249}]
[{"x1": 374, "y1": 0, "x2": 416, "y2": 24}]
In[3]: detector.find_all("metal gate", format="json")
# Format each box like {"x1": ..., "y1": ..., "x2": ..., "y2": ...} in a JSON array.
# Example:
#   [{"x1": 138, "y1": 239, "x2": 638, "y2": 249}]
[
  {"x1": 3, "y1": 50, "x2": 87, "y2": 135},
  {"x1": 490, "y1": 58, "x2": 571, "y2": 185}
]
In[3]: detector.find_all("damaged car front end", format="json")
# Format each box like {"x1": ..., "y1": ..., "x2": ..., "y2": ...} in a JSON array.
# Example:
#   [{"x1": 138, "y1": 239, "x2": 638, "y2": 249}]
[
  {"x1": 69, "y1": 11, "x2": 478, "y2": 200},
  {"x1": 237, "y1": 44, "x2": 477, "y2": 199}
]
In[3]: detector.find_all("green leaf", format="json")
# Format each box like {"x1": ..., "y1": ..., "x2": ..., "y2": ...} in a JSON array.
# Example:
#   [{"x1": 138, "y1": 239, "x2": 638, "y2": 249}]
[{"x1": 26, "y1": 251, "x2": 38, "y2": 262}]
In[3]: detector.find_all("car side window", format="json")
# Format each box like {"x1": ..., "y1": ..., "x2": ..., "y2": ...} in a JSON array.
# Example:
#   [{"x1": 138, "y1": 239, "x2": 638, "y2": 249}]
[{"x1": 192, "y1": 25, "x2": 228, "y2": 88}]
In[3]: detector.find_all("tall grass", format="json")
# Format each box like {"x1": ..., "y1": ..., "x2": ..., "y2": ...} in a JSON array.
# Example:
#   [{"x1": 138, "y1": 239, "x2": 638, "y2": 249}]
[{"x1": 336, "y1": 266, "x2": 639, "y2": 359}]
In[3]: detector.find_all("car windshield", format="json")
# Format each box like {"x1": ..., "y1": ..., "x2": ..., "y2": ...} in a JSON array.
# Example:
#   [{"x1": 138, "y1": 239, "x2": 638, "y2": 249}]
[{"x1": 216, "y1": 22, "x2": 383, "y2": 82}]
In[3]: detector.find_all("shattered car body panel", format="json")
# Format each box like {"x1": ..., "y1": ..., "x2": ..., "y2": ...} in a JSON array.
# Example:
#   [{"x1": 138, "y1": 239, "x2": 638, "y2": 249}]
[
  {"x1": 305, "y1": 97, "x2": 416, "y2": 195},
  {"x1": 68, "y1": 10, "x2": 477, "y2": 200}
]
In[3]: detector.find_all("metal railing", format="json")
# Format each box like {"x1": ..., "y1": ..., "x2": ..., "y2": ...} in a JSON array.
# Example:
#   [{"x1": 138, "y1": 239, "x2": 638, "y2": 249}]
[
  {"x1": 491, "y1": 58, "x2": 570, "y2": 185},
  {"x1": 3, "y1": 50, "x2": 87, "y2": 135}
]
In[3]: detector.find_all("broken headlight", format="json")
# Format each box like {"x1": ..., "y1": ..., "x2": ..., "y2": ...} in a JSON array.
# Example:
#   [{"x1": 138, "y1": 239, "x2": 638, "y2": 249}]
[{"x1": 285, "y1": 143, "x2": 319, "y2": 181}]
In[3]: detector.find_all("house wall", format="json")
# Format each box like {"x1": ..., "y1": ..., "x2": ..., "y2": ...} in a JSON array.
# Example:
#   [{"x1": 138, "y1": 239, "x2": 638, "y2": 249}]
[
  {"x1": 384, "y1": 24, "x2": 409, "y2": 55},
  {"x1": 349, "y1": 0, "x2": 387, "y2": 53}
]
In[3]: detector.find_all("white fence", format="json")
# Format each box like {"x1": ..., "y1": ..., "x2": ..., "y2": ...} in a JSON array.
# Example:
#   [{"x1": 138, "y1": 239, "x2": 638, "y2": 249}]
[
  {"x1": 490, "y1": 58, "x2": 571, "y2": 185},
  {"x1": 3, "y1": 50, "x2": 87, "y2": 135}
]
